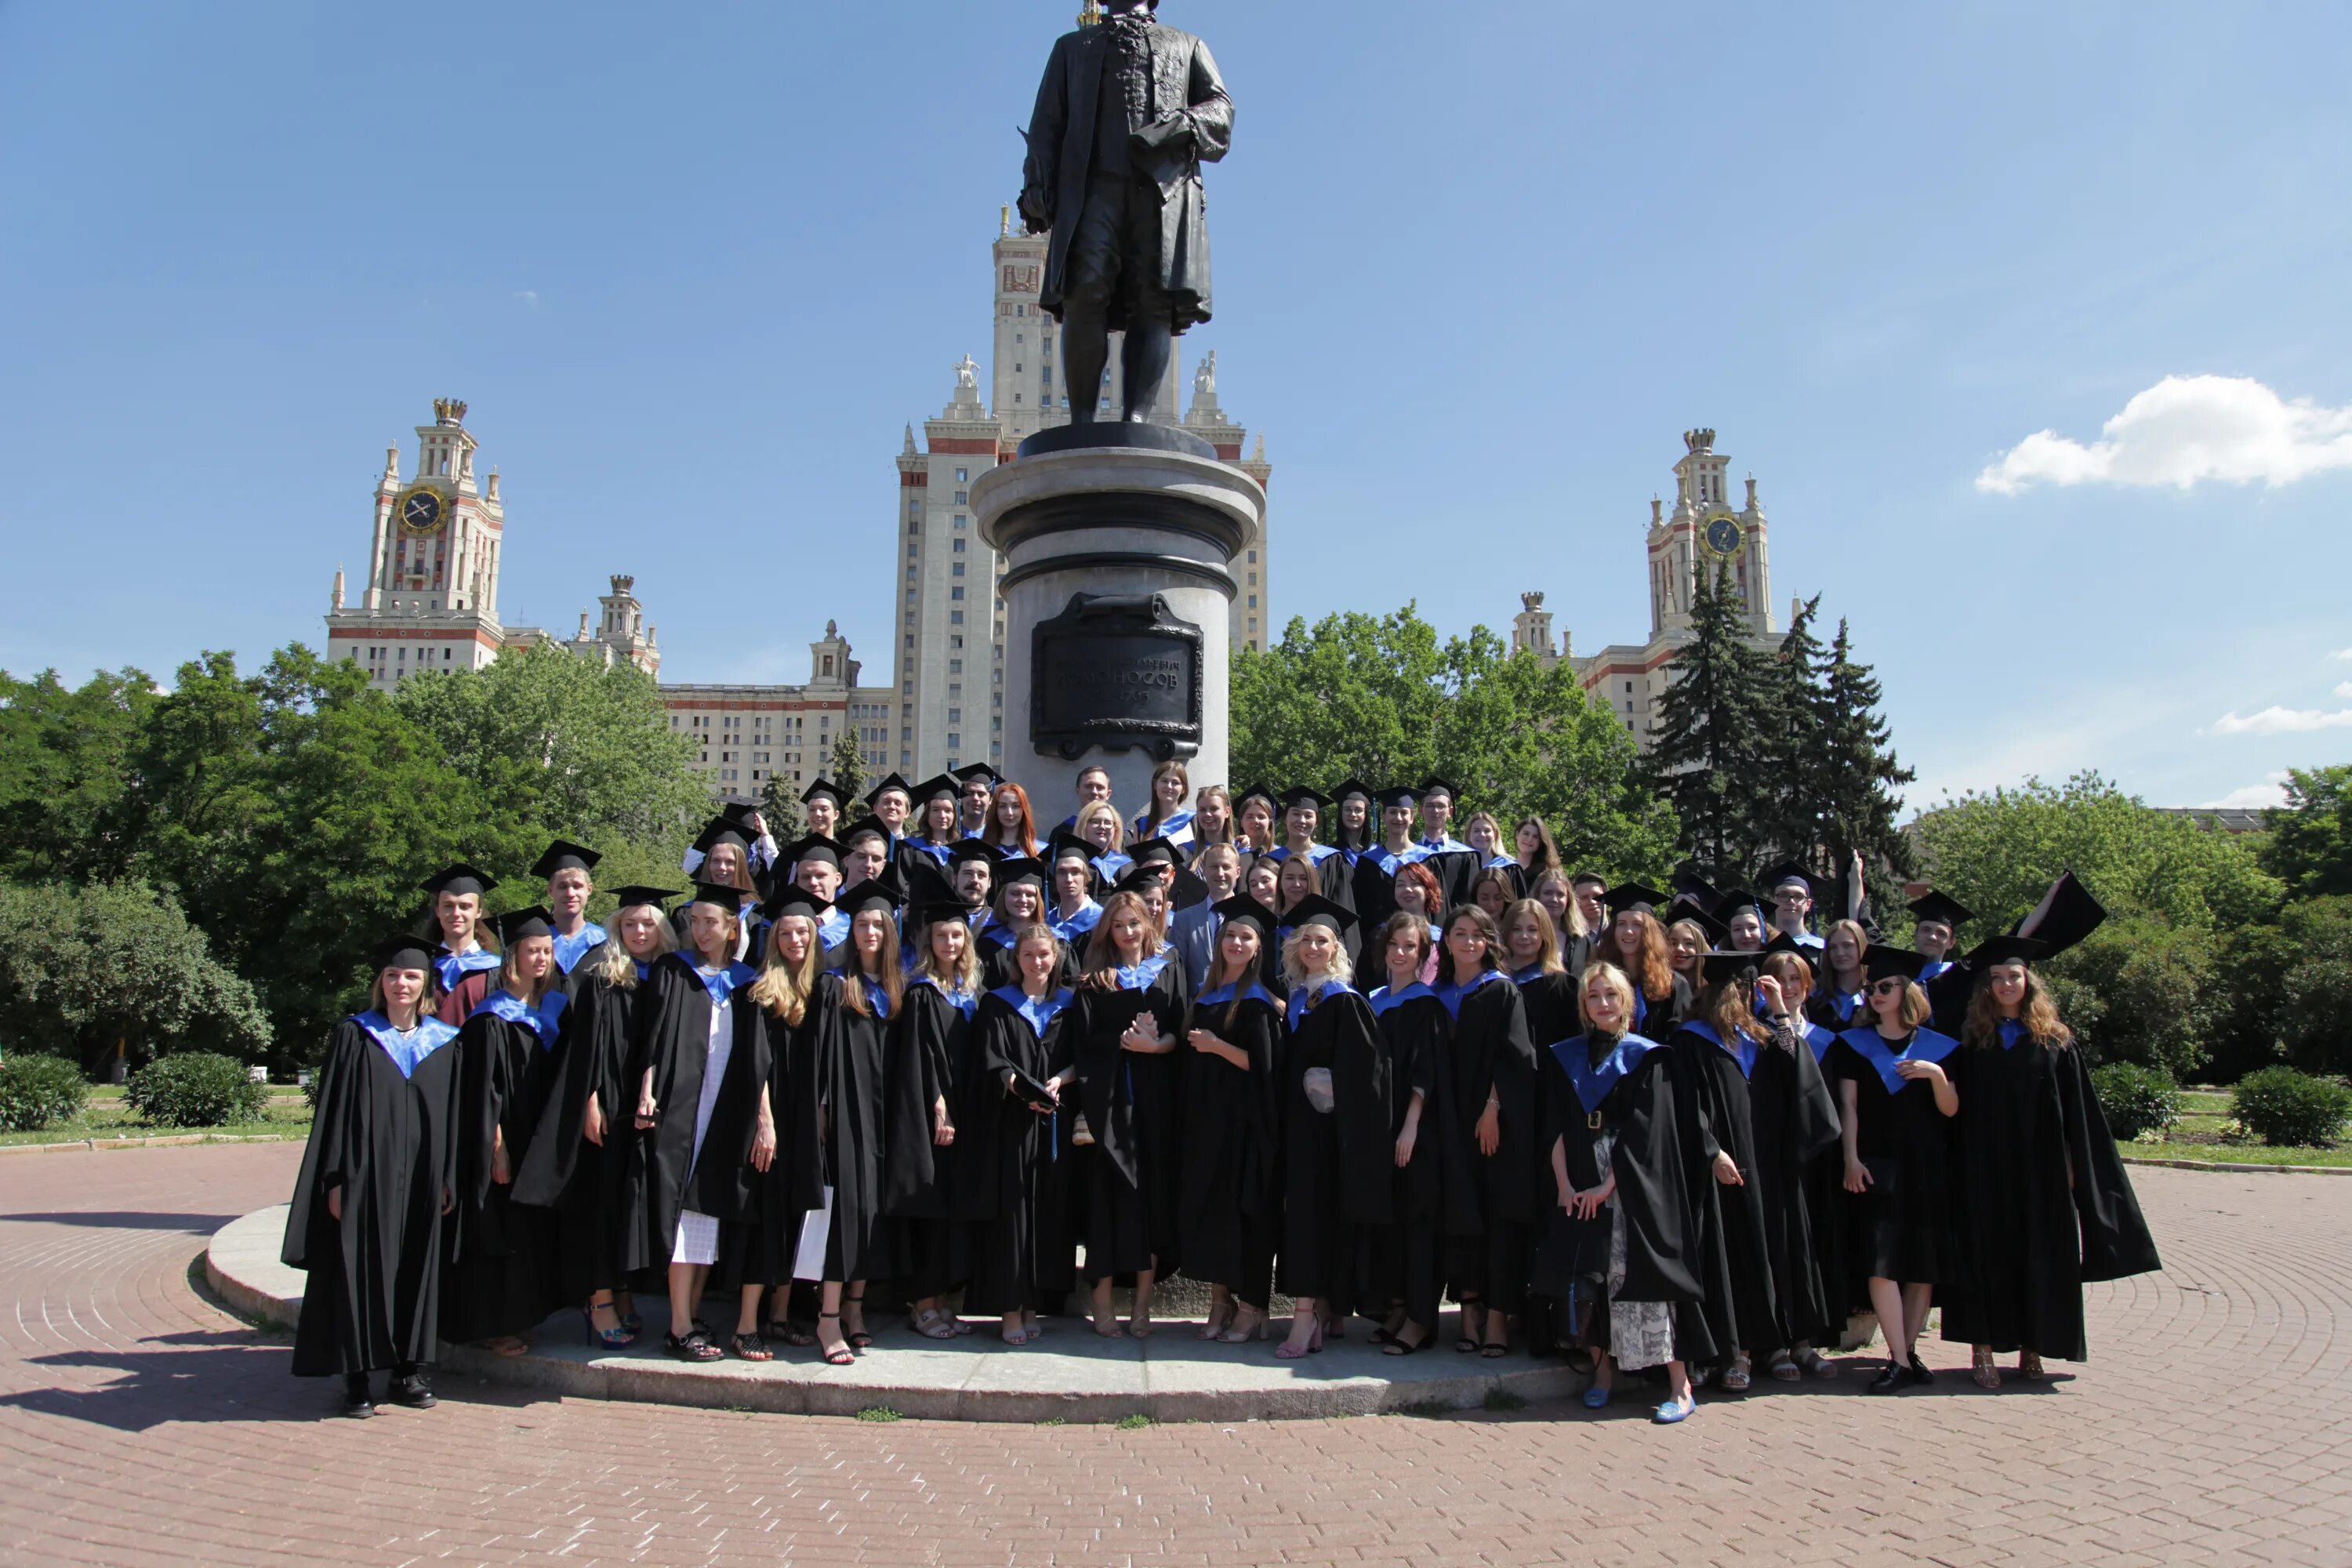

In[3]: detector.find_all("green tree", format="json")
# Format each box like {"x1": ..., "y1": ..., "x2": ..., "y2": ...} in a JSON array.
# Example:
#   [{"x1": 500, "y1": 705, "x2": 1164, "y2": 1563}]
[
  {"x1": 1644, "y1": 563, "x2": 1773, "y2": 880},
  {"x1": 758, "y1": 775, "x2": 807, "y2": 844},
  {"x1": 1756, "y1": 594, "x2": 1830, "y2": 867},
  {"x1": 0, "y1": 666, "x2": 158, "y2": 884},
  {"x1": 1813, "y1": 618, "x2": 1917, "y2": 895},
  {"x1": 1911, "y1": 770, "x2": 2284, "y2": 942},
  {"x1": 394, "y1": 644, "x2": 706, "y2": 850},
  {"x1": 1231, "y1": 605, "x2": 1678, "y2": 878},
  {"x1": 829, "y1": 730, "x2": 870, "y2": 815},
  {"x1": 0, "y1": 880, "x2": 271, "y2": 1075},
  {"x1": 2261, "y1": 765, "x2": 2352, "y2": 898}
]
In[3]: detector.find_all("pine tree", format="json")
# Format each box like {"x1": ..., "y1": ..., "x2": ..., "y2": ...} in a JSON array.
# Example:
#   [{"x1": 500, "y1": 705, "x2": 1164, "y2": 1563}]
[
  {"x1": 828, "y1": 730, "x2": 869, "y2": 817},
  {"x1": 1644, "y1": 561, "x2": 1774, "y2": 880},
  {"x1": 1759, "y1": 593, "x2": 1831, "y2": 869},
  {"x1": 1816, "y1": 618, "x2": 1917, "y2": 898},
  {"x1": 757, "y1": 773, "x2": 805, "y2": 844}
]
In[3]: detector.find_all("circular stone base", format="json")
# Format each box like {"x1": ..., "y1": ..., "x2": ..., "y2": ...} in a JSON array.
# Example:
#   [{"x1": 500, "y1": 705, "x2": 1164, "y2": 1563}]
[{"x1": 209, "y1": 1207, "x2": 1585, "y2": 1423}]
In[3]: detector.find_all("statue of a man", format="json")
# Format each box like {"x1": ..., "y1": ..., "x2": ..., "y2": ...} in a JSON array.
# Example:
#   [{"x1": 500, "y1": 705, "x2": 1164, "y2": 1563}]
[{"x1": 1019, "y1": 0, "x2": 1232, "y2": 426}]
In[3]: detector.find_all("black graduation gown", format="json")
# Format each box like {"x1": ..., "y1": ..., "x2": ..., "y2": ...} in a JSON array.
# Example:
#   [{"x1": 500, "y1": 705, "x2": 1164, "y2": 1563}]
[
  {"x1": 715, "y1": 977, "x2": 833, "y2": 1295},
  {"x1": 1830, "y1": 1028, "x2": 1960, "y2": 1285},
  {"x1": 1363, "y1": 987, "x2": 1471, "y2": 1329},
  {"x1": 1629, "y1": 971, "x2": 1693, "y2": 1038},
  {"x1": 1175, "y1": 985, "x2": 1283, "y2": 1306},
  {"x1": 441, "y1": 1004, "x2": 562, "y2": 1343},
  {"x1": 1940, "y1": 1032, "x2": 2160, "y2": 1361},
  {"x1": 964, "y1": 987, "x2": 1077, "y2": 1315},
  {"x1": 1671, "y1": 1020, "x2": 1842, "y2": 1360},
  {"x1": 1443, "y1": 973, "x2": 1539, "y2": 1313},
  {"x1": 1275, "y1": 985, "x2": 1392, "y2": 1310},
  {"x1": 883, "y1": 981, "x2": 981, "y2": 1298},
  {"x1": 511, "y1": 966, "x2": 649, "y2": 1301},
  {"x1": 1534, "y1": 1032, "x2": 1710, "y2": 1356},
  {"x1": 1069, "y1": 958, "x2": 1190, "y2": 1282},
  {"x1": 1421, "y1": 843, "x2": 1479, "y2": 914},
  {"x1": 284, "y1": 1019, "x2": 459, "y2": 1377},
  {"x1": 816, "y1": 978, "x2": 898, "y2": 1282},
  {"x1": 549, "y1": 929, "x2": 608, "y2": 1001},
  {"x1": 616, "y1": 957, "x2": 768, "y2": 1275}
]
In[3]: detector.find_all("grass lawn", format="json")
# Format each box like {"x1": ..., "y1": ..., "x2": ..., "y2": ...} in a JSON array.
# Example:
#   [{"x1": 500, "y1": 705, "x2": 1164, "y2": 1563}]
[
  {"x1": 0, "y1": 1098, "x2": 312, "y2": 1149},
  {"x1": 2118, "y1": 1087, "x2": 2352, "y2": 1169}
]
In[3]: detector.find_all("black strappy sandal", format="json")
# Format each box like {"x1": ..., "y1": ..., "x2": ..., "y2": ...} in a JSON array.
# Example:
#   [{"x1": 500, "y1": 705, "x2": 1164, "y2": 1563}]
[
  {"x1": 844, "y1": 1290, "x2": 875, "y2": 1349},
  {"x1": 732, "y1": 1329, "x2": 773, "y2": 1363},
  {"x1": 665, "y1": 1327, "x2": 724, "y2": 1363},
  {"x1": 815, "y1": 1312, "x2": 855, "y2": 1366}
]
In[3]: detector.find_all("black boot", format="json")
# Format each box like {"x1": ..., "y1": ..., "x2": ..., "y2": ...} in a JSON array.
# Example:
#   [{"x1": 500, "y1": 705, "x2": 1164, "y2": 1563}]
[
  {"x1": 1866, "y1": 1359, "x2": 1905, "y2": 1395},
  {"x1": 341, "y1": 1373, "x2": 376, "y2": 1418},
  {"x1": 1904, "y1": 1353, "x2": 1936, "y2": 1387},
  {"x1": 389, "y1": 1363, "x2": 437, "y2": 1409}
]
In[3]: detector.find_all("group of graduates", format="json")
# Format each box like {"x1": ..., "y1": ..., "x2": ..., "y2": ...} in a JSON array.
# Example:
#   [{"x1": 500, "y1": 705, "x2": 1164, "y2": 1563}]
[{"x1": 285, "y1": 760, "x2": 2159, "y2": 1425}]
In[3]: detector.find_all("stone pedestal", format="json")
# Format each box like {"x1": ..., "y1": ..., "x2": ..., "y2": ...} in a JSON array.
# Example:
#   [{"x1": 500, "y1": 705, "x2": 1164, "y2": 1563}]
[{"x1": 974, "y1": 424, "x2": 1265, "y2": 818}]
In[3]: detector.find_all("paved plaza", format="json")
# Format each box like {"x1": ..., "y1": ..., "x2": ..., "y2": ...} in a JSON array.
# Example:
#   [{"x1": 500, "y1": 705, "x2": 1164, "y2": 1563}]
[{"x1": 0, "y1": 1143, "x2": 2347, "y2": 1567}]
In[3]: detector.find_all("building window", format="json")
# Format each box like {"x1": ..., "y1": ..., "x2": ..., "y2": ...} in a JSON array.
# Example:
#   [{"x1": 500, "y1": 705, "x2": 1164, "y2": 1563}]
[
  {"x1": 1247, "y1": 595, "x2": 1257, "y2": 608},
  {"x1": 949, "y1": 659, "x2": 963, "y2": 674},
  {"x1": 956, "y1": 468, "x2": 969, "y2": 483},
  {"x1": 949, "y1": 708, "x2": 962, "y2": 723},
  {"x1": 954, "y1": 491, "x2": 968, "y2": 505},
  {"x1": 1247, "y1": 550, "x2": 1257, "y2": 563},
  {"x1": 947, "y1": 733, "x2": 961, "y2": 750},
  {"x1": 952, "y1": 564, "x2": 966, "y2": 578},
  {"x1": 954, "y1": 515, "x2": 967, "y2": 528},
  {"x1": 950, "y1": 636, "x2": 964, "y2": 650},
  {"x1": 953, "y1": 538, "x2": 966, "y2": 554}
]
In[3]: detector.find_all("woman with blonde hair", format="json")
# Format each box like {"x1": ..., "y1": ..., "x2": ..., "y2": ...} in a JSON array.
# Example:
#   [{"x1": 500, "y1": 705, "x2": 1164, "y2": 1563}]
[
  {"x1": 1940, "y1": 935, "x2": 2158, "y2": 1389},
  {"x1": 1272, "y1": 895, "x2": 1390, "y2": 1359},
  {"x1": 515, "y1": 887, "x2": 680, "y2": 1348},
  {"x1": 887, "y1": 902, "x2": 989, "y2": 1341},
  {"x1": 1069, "y1": 889, "x2": 1189, "y2": 1338},
  {"x1": 1808, "y1": 919, "x2": 1870, "y2": 1029},
  {"x1": 1536, "y1": 961, "x2": 1705, "y2": 1424},
  {"x1": 1530, "y1": 869, "x2": 1591, "y2": 973},
  {"x1": 1074, "y1": 799, "x2": 1132, "y2": 887}
]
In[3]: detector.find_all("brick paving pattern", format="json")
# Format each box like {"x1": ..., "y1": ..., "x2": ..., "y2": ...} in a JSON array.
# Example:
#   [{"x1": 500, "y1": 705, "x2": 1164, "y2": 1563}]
[{"x1": 0, "y1": 1144, "x2": 2347, "y2": 1566}]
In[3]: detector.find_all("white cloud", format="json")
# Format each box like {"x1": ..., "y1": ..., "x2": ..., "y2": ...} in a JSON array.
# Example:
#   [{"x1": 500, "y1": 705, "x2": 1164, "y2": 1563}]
[
  {"x1": 2205, "y1": 771, "x2": 2289, "y2": 810},
  {"x1": 2333, "y1": 648, "x2": 2352, "y2": 662},
  {"x1": 2339, "y1": 682, "x2": 2352, "y2": 699},
  {"x1": 2209, "y1": 706, "x2": 2352, "y2": 735},
  {"x1": 514, "y1": 289, "x2": 540, "y2": 308},
  {"x1": 1977, "y1": 375, "x2": 2352, "y2": 494}
]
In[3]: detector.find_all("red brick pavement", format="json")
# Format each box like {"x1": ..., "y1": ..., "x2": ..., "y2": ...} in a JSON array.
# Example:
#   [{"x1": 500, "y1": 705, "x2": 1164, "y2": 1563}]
[{"x1": 0, "y1": 1144, "x2": 2347, "y2": 1566}]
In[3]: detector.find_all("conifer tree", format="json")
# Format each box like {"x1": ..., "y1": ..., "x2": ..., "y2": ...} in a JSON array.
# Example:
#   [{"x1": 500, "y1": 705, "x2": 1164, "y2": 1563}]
[
  {"x1": 1645, "y1": 561, "x2": 1774, "y2": 879},
  {"x1": 1759, "y1": 593, "x2": 1831, "y2": 867},
  {"x1": 1816, "y1": 617, "x2": 1917, "y2": 890}
]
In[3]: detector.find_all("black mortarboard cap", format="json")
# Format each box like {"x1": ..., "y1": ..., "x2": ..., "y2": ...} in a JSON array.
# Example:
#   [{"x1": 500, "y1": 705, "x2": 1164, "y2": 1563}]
[
  {"x1": 605, "y1": 885, "x2": 682, "y2": 913},
  {"x1": 2014, "y1": 871, "x2": 2106, "y2": 958},
  {"x1": 1047, "y1": 829, "x2": 1095, "y2": 864},
  {"x1": 1330, "y1": 778, "x2": 1375, "y2": 804},
  {"x1": 1112, "y1": 864, "x2": 1171, "y2": 896},
  {"x1": 1167, "y1": 864, "x2": 1212, "y2": 910},
  {"x1": 1127, "y1": 835, "x2": 1181, "y2": 868},
  {"x1": 839, "y1": 877, "x2": 906, "y2": 917},
  {"x1": 422, "y1": 863, "x2": 498, "y2": 898},
  {"x1": 1673, "y1": 903, "x2": 1731, "y2": 946},
  {"x1": 1671, "y1": 869, "x2": 1722, "y2": 906},
  {"x1": 838, "y1": 815, "x2": 891, "y2": 848},
  {"x1": 784, "y1": 833, "x2": 844, "y2": 868},
  {"x1": 1375, "y1": 783, "x2": 1419, "y2": 809},
  {"x1": 763, "y1": 885, "x2": 833, "y2": 924},
  {"x1": 1712, "y1": 887, "x2": 1777, "y2": 924},
  {"x1": 1907, "y1": 890, "x2": 1974, "y2": 929},
  {"x1": 1212, "y1": 894, "x2": 1280, "y2": 936},
  {"x1": 1965, "y1": 933, "x2": 2053, "y2": 969},
  {"x1": 372, "y1": 933, "x2": 437, "y2": 971},
  {"x1": 1234, "y1": 782, "x2": 1279, "y2": 810},
  {"x1": 946, "y1": 839, "x2": 1000, "y2": 869},
  {"x1": 1417, "y1": 775, "x2": 1460, "y2": 801},
  {"x1": 995, "y1": 855, "x2": 1047, "y2": 890},
  {"x1": 904, "y1": 862, "x2": 959, "y2": 909},
  {"x1": 1281, "y1": 893, "x2": 1357, "y2": 934},
  {"x1": 1604, "y1": 884, "x2": 1669, "y2": 916},
  {"x1": 1698, "y1": 949, "x2": 1762, "y2": 985},
  {"x1": 1864, "y1": 945, "x2": 1927, "y2": 984},
  {"x1": 954, "y1": 763, "x2": 998, "y2": 786},
  {"x1": 1277, "y1": 785, "x2": 1332, "y2": 811},
  {"x1": 495, "y1": 906, "x2": 555, "y2": 944},
  {"x1": 694, "y1": 816, "x2": 754, "y2": 855},
  {"x1": 913, "y1": 773, "x2": 961, "y2": 805},
  {"x1": 532, "y1": 840, "x2": 602, "y2": 879},
  {"x1": 800, "y1": 777, "x2": 847, "y2": 808},
  {"x1": 1762, "y1": 931, "x2": 1809, "y2": 959},
  {"x1": 1761, "y1": 860, "x2": 1822, "y2": 899},
  {"x1": 863, "y1": 772, "x2": 913, "y2": 808},
  {"x1": 691, "y1": 881, "x2": 747, "y2": 910}
]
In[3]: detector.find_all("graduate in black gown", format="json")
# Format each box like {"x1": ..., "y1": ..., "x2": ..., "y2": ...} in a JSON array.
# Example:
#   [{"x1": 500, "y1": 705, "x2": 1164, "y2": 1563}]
[
  {"x1": 1759, "y1": 942, "x2": 1860, "y2": 1373},
  {"x1": 964, "y1": 923, "x2": 1079, "y2": 1345},
  {"x1": 285, "y1": 936, "x2": 460, "y2": 1418},
  {"x1": 441, "y1": 908, "x2": 566, "y2": 1356},
  {"x1": 1348, "y1": 784, "x2": 1428, "y2": 938},
  {"x1": 1271, "y1": 895, "x2": 1390, "y2": 1358},
  {"x1": 1269, "y1": 785, "x2": 1360, "y2": 942},
  {"x1": 1413, "y1": 777, "x2": 1480, "y2": 914},
  {"x1": 1436, "y1": 904, "x2": 1540, "y2": 1357},
  {"x1": 1670, "y1": 952, "x2": 1842, "y2": 1392},
  {"x1": 1067, "y1": 887, "x2": 1189, "y2": 1338},
  {"x1": 1177, "y1": 895, "x2": 1285, "y2": 1344},
  {"x1": 511, "y1": 885, "x2": 680, "y2": 1348},
  {"x1": 808, "y1": 877, "x2": 906, "y2": 1364},
  {"x1": 887, "y1": 898, "x2": 986, "y2": 1340},
  {"x1": 898, "y1": 774, "x2": 965, "y2": 881},
  {"x1": 1830, "y1": 946, "x2": 1962, "y2": 1393},
  {"x1": 537, "y1": 840, "x2": 609, "y2": 999},
  {"x1": 1499, "y1": 898, "x2": 1582, "y2": 1356},
  {"x1": 1940, "y1": 935, "x2": 2159, "y2": 1388},
  {"x1": 620, "y1": 884, "x2": 770, "y2": 1363},
  {"x1": 1599, "y1": 887, "x2": 1693, "y2": 1036},
  {"x1": 1362, "y1": 911, "x2": 1469, "y2": 1358},
  {"x1": 977, "y1": 856, "x2": 1051, "y2": 990},
  {"x1": 422, "y1": 863, "x2": 503, "y2": 1026},
  {"x1": 714, "y1": 885, "x2": 834, "y2": 1357},
  {"x1": 1537, "y1": 961, "x2": 1707, "y2": 1425}
]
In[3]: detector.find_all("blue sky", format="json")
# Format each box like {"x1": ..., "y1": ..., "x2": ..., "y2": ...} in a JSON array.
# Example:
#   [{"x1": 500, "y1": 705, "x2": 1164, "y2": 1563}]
[{"x1": 4, "y1": 1, "x2": 2347, "y2": 814}]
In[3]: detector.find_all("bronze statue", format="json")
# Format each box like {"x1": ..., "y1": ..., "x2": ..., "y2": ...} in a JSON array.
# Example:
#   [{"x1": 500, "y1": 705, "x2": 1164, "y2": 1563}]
[{"x1": 1019, "y1": 0, "x2": 1232, "y2": 426}]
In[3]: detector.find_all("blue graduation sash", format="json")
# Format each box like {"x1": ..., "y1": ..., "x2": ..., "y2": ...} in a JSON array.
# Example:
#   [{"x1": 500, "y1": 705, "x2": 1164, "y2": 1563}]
[
  {"x1": 1368, "y1": 981, "x2": 1436, "y2": 1018},
  {"x1": 551, "y1": 923, "x2": 608, "y2": 975},
  {"x1": 909, "y1": 975, "x2": 978, "y2": 1021},
  {"x1": 1682, "y1": 1018, "x2": 1759, "y2": 1081},
  {"x1": 1433, "y1": 967, "x2": 1508, "y2": 1020},
  {"x1": 473, "y1": 989, "x2": 569, "y2": 1050},
  {"x1": 1548, "y1": 1032, "x2": 1662, "y2": 1116},
  {"x1": 432, "y1": 947, "x2": 502, "y2": 993},
  {"x1": 1287, "y1": 978, "x2": 1357, "y2": 1030},
  {"x1": 989, "y1": 983, "x2": 1074, "y2": 1040},
  {"x1": 1839, "y1": 1026, "x2": 1959, "y2": 1095},
  {"x1": 355, "y1": 1011, "x2": 459, "y2": 1079}
]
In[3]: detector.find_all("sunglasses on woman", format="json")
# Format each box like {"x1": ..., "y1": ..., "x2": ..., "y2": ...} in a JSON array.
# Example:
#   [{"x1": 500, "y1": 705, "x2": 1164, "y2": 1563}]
[{"x1": 1870, "y1": 978, "x2": 1907, "y2": 996}]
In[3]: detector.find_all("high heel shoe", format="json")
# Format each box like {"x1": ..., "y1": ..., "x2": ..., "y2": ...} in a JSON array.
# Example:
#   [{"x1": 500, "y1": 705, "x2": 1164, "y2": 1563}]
[
  {"x1": 1272, "y1": 1319, "x2": 1323, "y2": 1360},
  {"x1": 582, "y1": 1306, "x2": 635, "y2": 1350},
  {"x1": 1219, "y1": 1310, "x2": 1269, "y2": 1345}
]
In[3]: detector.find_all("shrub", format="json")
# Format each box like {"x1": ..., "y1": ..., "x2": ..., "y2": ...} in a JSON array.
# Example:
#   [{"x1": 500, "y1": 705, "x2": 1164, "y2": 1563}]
[
  {"x1": 2091, "y1": 1062, "x2": 2179, "y2": 1142},
  {"x1": 0, "y1": 1053, "x2": 91, "y2": 1133},
  {"x1": 125, "y1": 1052, "x2": 267, "y2": 1129},
  {"x1": 2231, "y1": 1066, "x2": 2352, "y2": 1149}
]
